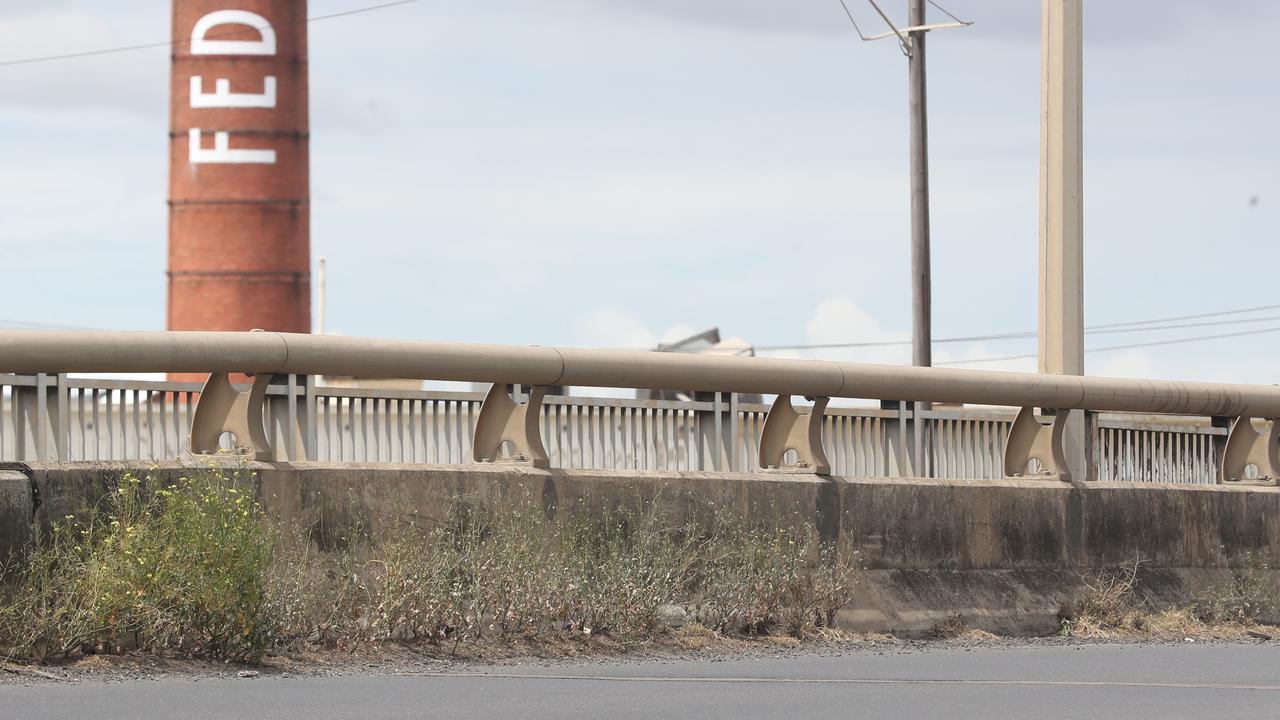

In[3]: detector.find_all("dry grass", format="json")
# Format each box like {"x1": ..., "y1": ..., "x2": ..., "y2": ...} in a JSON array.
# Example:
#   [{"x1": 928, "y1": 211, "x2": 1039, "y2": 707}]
[
  {"x1": 929, "y1": 614, "x2": 969, "y2": 639},
  {"x1": 269, "y1": 498, "x2": 864, "y2": 651},
  {"x1": 1, "y1": 470, "x2": 865, "y2": 665},
  {"x1": 1059, "y1": 553, "x2": 1278, "y2": 640}
]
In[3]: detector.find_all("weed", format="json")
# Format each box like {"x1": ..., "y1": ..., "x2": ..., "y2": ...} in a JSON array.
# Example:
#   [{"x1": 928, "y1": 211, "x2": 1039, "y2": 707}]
[
  {"x1": 1059, "y1": 551, "x2": 1280, "y2": 639},
  {"x1": 0, "y1": 470, "x2": 275, "y2": 663},
  {"x1": 930, "y1": 614, "x2": 968, "y2": 639},
  {"x1": 1197, "y1": 551, "x2": 1279, "y2": 625}
]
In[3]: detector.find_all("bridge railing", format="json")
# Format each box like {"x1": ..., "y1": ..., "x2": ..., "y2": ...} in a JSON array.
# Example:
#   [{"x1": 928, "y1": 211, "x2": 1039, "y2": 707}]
[{"x1": 0, "y1": 331, "x2": 1271, "y2": 485}]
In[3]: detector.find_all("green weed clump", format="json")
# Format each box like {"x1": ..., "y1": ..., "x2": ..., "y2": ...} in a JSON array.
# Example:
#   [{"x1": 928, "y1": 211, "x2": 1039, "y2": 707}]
[{"x1": 0, "y1": 470, "x2": 275, "y2": 663}]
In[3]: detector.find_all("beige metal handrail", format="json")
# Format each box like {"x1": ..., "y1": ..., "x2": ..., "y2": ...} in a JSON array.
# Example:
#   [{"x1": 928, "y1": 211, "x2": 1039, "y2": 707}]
[
  {"x1": 3, "y1": 330, "x2": 1279, "y2": 415},
  {"x1": 0, "y1": 330, "x2": 1275, "y2": 483}
]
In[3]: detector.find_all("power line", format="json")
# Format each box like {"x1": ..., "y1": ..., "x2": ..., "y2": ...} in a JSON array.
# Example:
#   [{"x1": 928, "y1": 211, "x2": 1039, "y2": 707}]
[
  {"x1": 310, "y1": 0, "x2": 421, "y2": 23},
  {"x1": 756, "y1": 331, "x2": 1028, "y2": 352},
  {"x1": 1086, "y1": 314, "x2": 1280, "y2": 336},
  {"x1": 0, "y1": 0, "x2": 422, "y2": 68},
  {"x1": 836, "y1": 0, "x2": 872, "y2": 40},
  {"x1": 1087, "y1": 303, "x2": 1280, "y2": 330},
  {"x1": 937, "y1": 326, "x2": 1280, "y2": 367},
  {"x1": 925, "y1": 0, "x2": 970, "y2": 26},
  {"x1": 0, "y1": 40, "x2": 173, "y2": 68},
  {"x1": 754, "y1": 303, "x2": 1280, "y2": 352}
]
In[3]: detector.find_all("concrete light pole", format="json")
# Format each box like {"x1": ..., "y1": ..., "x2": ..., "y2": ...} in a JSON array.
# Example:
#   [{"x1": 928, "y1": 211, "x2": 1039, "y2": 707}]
[
  {"x1": 316, "y1": 256, "x2": 327, "y2": 335},
  {"x1": 1039, "y1": 0, "x2": 1086, "y2": 479}
]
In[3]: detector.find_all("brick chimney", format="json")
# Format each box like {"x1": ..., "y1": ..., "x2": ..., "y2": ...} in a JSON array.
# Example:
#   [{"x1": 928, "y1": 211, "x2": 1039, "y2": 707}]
[{"x1": 168, "y1": 0, "x2": 310, "y2": 353}]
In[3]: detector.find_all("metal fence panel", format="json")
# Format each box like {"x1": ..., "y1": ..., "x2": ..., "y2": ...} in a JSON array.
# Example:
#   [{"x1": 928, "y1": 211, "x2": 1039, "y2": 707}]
[{"x1": 0, "y1": 375, "x2": 1237, "y2": 483}]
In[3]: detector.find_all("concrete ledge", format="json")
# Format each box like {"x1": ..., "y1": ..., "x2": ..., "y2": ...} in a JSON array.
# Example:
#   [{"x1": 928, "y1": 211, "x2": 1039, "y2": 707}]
[
  {"x1": 9, "y1": 462, "x2": 1280, "y2": 635},
  {"x1": 0, "y1": 464, "x2": 34, "y2": 559}
]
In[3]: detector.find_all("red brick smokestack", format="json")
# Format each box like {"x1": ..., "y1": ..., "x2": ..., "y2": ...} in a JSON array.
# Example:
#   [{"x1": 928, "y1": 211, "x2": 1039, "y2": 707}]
[{"x1": 168, "y1": 1, "x2": 310, "y2": 345}]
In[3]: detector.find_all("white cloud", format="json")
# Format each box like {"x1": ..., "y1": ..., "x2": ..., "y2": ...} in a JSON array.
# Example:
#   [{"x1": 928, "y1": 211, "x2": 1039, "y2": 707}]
[
  {"x1": 1094, "y1": 349, "x2": 1158, "y2": 379},
  {"x1": 574, "y1": 306, "x2": 659, "y2": 349},
  {"x1": 802, "y1": 296, "x2": 909, "y2": 366},
  {"x1": 0, "y1": 7, "x2": 166, "y2": 115}
]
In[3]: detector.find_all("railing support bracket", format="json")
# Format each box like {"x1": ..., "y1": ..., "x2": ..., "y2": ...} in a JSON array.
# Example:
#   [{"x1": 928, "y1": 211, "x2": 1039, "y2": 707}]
[
  {"x1": 1004, "y1": 407, "x2": 1071, "y2": 482},
  {"x1": 474, "y1": 384, "x2": 550, "y2": 468},
  {"x1": 759, "y1": 395, "x2": 831, "y2": 474},
  {"x1": 189, "y1": 373, "x2": 272, "y2": 460},
  {"x1": 1219, "y1": 416, "x2": 1279, "y2": 484}
]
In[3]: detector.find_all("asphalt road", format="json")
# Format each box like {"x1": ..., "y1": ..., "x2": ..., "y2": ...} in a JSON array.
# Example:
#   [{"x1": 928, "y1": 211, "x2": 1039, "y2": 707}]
[{"x1": 5, "y1": 643, "x2": 1279, "y2": 719}]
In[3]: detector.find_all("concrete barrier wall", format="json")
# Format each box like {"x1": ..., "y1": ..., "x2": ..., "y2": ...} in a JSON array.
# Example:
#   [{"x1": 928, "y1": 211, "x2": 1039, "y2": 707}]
[{"x1": 5, "y1": 462, "x2": 1278, "y2": 635}]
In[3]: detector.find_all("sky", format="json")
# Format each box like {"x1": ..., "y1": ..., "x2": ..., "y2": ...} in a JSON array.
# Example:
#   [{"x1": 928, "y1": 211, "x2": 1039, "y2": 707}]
[{"x1": 1, "y1": 0, "x2": 1278, "y2": 385}]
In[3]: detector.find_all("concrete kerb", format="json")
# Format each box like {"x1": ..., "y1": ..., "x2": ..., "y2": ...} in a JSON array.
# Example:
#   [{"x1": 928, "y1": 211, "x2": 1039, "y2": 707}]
[{"x1": 5, "y1": 461, "x2": 1280, "y2": 636}]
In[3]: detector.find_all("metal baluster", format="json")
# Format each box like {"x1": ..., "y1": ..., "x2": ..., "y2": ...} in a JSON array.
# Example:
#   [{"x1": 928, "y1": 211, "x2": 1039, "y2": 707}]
[
  {"x1": 365, "y1": 398, "x2": 375, "y2": 462},
  {"x1": 171, "y1": 391, "x2": 181, "y2": 457},
  {"x1": 156, "y1": 389, "x2": 168, "y2": 461},
  {"x1": 75, "y1": 388, "x2": 86, "y2": 461},
  {"x1": 604, "y1": 405, "x2": 615, "y2": 469},
  {"x1": 104, "y1": 389, "x2": 115, "y2": 459},
  {"x1": 381, "y1": 394, "x2": 391, "y2": 461},
  {"x1": 422, "y1": 398, "x2": 432, "y2": 463},
  {"x1": 320, "y1": 396, "x2": 330, "y2": 462},
  {"x1": 440, "y1": 401, "x2": 451, "y2": 464},
  {"x1": 430, "y1": 400, "x2": 440, "y2": 463},
  {"x1": 405, "y1": 399, "x2": 414, "y2": 463},
  {"x1": 335, "y1": 397, "x2": 345, "y2": 462},
  {"x1": 859, "y1": 417, "x2": 869, "y2": 476},
  {"x1": 560, "y1": 403, "x2": 570, "y2": 467},
  {"x1": 407, "y1": 399, "x2": 417, "y2": 463},
  {"x1": 635, "y1": 407, "x2": 646, "y2": 471},
  {"x1": 570, "y1": 404, "x2": 582, "y2": 469},
  {"x1": 145, "y1": 391, "x2": 155, "y2": 460},
  {"x1": 459, "y1": 399, "x2": 468, "y2": 464},
  {"x1": 586, "y1": 403, "x2": 597, "y2": 468},
  {"x1": 623, "y1": 406, "x2": 633, "y2": 469}
]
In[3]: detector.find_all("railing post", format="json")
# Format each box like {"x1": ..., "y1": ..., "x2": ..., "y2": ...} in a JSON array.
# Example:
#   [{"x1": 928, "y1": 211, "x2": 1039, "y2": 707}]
[
  {"x1": 190, "y1": 373, "x2": 273, "y2": 460},
  {"x1": 696, "y1": 392, "x2": 728, "y2": 472},
  {"x1": 13, "y1": 373, "x2": 66, "y2": 462},
  {"x1": 284, "y1": 374, "x2": 298, "y2": 461},
  {"x1": 1210, "y1": 415, "x2": 1231, "y2": 478},
  {"x1": 303, "y1": 374, "x2": 317, "y2": 461},
  {"x1": 912, "y1": 400, "x2": 927, "y2": 478},
  {"x1": 713, "y1": 392, "x2": 724, "y2": 471},
  {"x1": 33, "y1": 374, "x2": 47, "y2": 461},
  {"x1": 473, "y1": 383, "x2": 549, "y2": 468},
  {"x1": 729, "y1": 392, "x2": 741, "y2": 472},
  {"x1": 1003, "y1": 407, "x2": 1072, "y2": 482},
  {"x1": 759, "y1": 395, "x2": 830, "y2": 474},
  {"x1": 12, "y1": 377, "x2": 29, "y2": 461},
  {"x1": 1219, "y1": 416, "x2": 1279, "y2": 485},
  {"x1": 883, "y1": 400, "x2": 911, "y2": 476},
  {"x1": 1084, "y1": 410, "x2": 1098, "y2": 481},
  {"x1": 260, "y1": 373, "x2": 310, "y2": 462}
]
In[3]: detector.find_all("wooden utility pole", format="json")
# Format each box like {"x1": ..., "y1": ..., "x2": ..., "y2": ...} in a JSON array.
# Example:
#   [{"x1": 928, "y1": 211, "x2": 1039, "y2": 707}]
[
  {"x1": 908, "y1": 0, "x2": 931, "y2": 369},
  {"x1": 852, "y1": 0, "x2": 970, "y2": 475}
]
